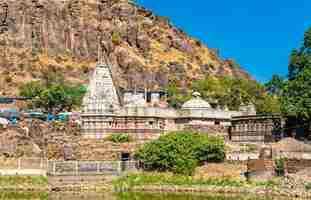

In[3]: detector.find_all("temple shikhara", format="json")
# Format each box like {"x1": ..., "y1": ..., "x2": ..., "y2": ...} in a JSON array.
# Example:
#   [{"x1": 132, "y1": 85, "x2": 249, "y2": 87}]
[{"x1": 81, "y1": 61, "x2": 282, "y2": 143}]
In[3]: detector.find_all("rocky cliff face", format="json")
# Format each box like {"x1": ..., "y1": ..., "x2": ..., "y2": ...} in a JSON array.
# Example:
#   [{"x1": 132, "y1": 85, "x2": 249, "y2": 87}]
[{"x1": 0, "y1": 0, "x2": 251, "y2": 96}]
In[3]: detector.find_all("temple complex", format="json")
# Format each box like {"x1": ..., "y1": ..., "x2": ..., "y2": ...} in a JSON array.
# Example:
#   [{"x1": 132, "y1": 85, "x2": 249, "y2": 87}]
[
  {"x1": 230, "y1": 115, "x2": 283, "y2": 143},
  {"x1": 81, "y1": 62, "x2": 278, "y2": 142}
]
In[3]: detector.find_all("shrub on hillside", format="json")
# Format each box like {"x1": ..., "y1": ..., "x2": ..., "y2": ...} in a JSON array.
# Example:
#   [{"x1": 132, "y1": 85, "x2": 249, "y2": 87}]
[
  {"x1": 274, "y1": 157, "x2": 286, "y2": 176},
  {"x1": 112, "y1": 31, "x2": 122, "y2": 45},
  {"x1": 4, "y1": 75, "x2": 12, "y2": 83},
  {"x1": 135, "y1": 131, "x2": 225, "y2": 175},
  {"x1": 106, "y1": 133, "x2": 132, "y2": 143},
  {"x1": 19, "y1": 72, "x2": 86, "y2": 113}
]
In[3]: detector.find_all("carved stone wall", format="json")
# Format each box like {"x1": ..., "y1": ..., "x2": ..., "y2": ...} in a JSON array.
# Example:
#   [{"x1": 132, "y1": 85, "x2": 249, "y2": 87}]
[
  {"x1": 230, "y1": 115, "x2": 283, "y2": 143},
  {"x1": 81, "y1": 115, "x2": 164, "y2": 140},
  {"x1": 247, "y1": 158, "x2": 311, "y2": 175}
]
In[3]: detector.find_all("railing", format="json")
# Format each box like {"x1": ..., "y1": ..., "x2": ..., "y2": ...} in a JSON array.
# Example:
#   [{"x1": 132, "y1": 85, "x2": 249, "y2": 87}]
[
  {"x1": 0, "y1": 158, "x2": 139, "y2": 176},
  {"x1": 0, "y1": 159, "x2": 139, "y2": 176},
  {"x1": 47, "y1": 160, "x2": 139, "y2": 176}
]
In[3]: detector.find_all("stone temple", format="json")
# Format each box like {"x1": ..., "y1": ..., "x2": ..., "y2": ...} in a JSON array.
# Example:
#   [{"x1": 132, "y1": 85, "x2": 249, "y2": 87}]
[
  {"x1": 82, "y1": 63, "x2": 120, "y2": 114},
  {"x1": 81, "y1": 62, "x2": 283, "y2": 143}
]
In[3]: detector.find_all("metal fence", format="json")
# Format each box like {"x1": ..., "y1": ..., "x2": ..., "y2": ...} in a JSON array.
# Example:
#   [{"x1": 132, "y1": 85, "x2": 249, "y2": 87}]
[
  {"x1": 47, "y1": 160, "x2": 139, "y2": 176},
  {"x1": 0, "y1": 158, "x2": 139, "y2": 176}
]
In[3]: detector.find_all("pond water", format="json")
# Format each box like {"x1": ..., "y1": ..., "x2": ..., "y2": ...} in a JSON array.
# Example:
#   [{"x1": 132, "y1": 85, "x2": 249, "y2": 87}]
[{"x1": 0, "y1": 192, "x2": 293, "y2": 200}]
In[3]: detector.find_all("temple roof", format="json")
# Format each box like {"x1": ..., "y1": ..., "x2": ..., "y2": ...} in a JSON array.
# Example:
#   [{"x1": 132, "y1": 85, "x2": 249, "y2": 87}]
[
  {"x1": 182, "y1": 92, "x2": 211, "y2": 110},
  {"x1": 124, "y1": 98, "x2": 146, "y2": 108}
]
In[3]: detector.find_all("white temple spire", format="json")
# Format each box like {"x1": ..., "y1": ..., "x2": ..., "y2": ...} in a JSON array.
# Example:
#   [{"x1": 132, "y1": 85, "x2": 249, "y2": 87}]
[{"x1": 82, "y1": 63, "x2": 120, "y2": 114}]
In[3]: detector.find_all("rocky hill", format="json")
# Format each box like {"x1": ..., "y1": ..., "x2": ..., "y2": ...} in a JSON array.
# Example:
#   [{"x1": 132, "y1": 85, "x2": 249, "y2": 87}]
[{"x1": 0, "y1": 0, "x2": 252, "y2": 96}]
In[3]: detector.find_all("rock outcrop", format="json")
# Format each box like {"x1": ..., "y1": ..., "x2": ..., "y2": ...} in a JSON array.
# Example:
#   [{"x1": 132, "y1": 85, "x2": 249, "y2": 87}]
[{"x1": 0, "y1": 0, "x2": 252, "y2": 96}]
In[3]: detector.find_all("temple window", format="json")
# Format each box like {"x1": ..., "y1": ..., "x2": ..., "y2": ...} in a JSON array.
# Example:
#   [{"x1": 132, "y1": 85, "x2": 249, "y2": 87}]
[
  {"x1": 215, "y1": 121, "x2": 220, "y2": 125},
  {"x1": 149, "y1": 121, "x2": 154, "y2": 128}
]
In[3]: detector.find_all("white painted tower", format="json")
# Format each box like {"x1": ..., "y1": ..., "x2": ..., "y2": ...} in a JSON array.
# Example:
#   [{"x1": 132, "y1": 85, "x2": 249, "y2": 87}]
[{"x1": 82, "y1": 63, "x2": 120, "y2": 114}]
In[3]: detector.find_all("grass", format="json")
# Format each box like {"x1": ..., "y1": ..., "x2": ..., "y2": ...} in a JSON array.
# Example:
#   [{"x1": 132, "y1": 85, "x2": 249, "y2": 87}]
[
  {"x1": 0, "y1": 176, "x2": 48, "y2": 187},
  {"x1": 0, "y1": 192, "x2": 48, "y2": 200},
  {"x1": 115, "y1": 192, "x2": 272, "y2": 200},
  {"x1": 113, "y1": 172, "x2": 280, "y2": 191}
]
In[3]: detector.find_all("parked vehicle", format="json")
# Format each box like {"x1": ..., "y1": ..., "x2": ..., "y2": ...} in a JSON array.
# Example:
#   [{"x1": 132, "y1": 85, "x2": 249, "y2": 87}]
[
  {"x1": 46, "y1": 114, "x2": 56, "y2": 122},
  {"x1": 57, "y1": 112, "x2": 71, "y2": 121},
  {"x1": 0, "y1": 109, "x2": 20, "y2": 123},
  {"x1": 0, "y1": 117, "x2": 9, "y2": 128},
  {"x1": 22, "y1": 112, "x2": 47, "y2": 121}
]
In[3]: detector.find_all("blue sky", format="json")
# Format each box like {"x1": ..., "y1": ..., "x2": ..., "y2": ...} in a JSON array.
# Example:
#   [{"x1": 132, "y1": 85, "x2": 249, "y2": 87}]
[{"x1": 136, "y1": 0, "x2": 311, "y2": 82}]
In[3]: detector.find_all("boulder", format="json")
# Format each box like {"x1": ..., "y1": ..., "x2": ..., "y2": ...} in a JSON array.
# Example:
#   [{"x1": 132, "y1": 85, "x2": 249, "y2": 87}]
[
  {"x1": 168, "y1": 61, "x2": 186, "y2": 74},
  {"x1": 137, "y1": 33, "x2": 150, "y2": 52},
  {"x1": 111, "y1": 2, "x2": 136, "y2": 20},
  {"x1": 126, "y1": 22, "x2": 139, "y2": 47},
  {"x1": 114, "y1": 46, "x2": 130, "y2": 69}
]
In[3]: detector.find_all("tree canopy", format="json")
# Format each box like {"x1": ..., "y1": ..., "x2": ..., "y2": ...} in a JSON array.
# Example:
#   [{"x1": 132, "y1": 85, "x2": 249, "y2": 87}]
[
  {"x1": 19, "y1": 72, "x2": 86, "y2": 113},
  {"x1": 265, "y1": 74, "x2": 284, "y2": 96},
  {"x1": 280, "y1": 27, "x2": 311, "y2": 120},
  {"x1": 135, "y1": 131, "x2": 225, "y2": 175},
  {"x1": 166, "y1": 75, "x2": 281, "y2": 115}
]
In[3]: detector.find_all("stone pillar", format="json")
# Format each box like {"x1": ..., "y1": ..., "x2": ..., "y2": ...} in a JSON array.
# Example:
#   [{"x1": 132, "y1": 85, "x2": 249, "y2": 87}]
[
  {"x1": 75, "y1": 161, "x2": 79, "y2": 176},
  {"x1": 17, "y1": 158, "x2": 21, "y2": 170}
]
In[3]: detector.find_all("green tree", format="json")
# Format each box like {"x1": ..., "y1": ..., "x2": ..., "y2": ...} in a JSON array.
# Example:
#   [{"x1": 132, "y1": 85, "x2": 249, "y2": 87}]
[
  {"x1": 255, "y1": 94, "x2": 281, "y2": 115},
  {"x1": 19, "y1": 73, "x2": 86, "y2": 113},
  {"x1": 167, "y1": 74, "x2": 280, "y2": 114},
  {"x1": 191, "y1": 76, "x2": 278, "y2": 113},
  {"x1": 135, "y1": 132, "x2": 225, "y2": 175},
  {"x1": 264, "y1": 74, "x2": 284, "y2": 96},
  {"x1": 281, "y1": 27, "x2": 311, "y2": 120},
  {"x1": 166, "y1": 83, "x2": 191, "y2": 108},
  {"x1": 288, "y1": 28, "x2": 311, "y2": 80},
  {"x1": 19, "y1": 81, "x2": 44, "y2": 98},
  {"x1": 281, "y1": 67, "x2": 311, "y2": 119}
]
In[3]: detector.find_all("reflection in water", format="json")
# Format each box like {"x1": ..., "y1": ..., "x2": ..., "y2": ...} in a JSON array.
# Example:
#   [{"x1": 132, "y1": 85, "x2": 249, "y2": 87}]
[{"x1": 0, "y1": 192, "x2": 290, "y2": 200}]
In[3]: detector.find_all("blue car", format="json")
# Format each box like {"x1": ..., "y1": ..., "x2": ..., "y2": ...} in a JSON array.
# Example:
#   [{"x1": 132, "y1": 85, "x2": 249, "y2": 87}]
[{"x1": 46, "y1": 114, "x2": 56, "y2": 122}]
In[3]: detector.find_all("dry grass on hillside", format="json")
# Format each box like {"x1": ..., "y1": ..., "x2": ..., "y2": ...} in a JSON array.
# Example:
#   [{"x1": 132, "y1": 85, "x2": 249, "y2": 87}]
[{"x1": 195, "y1": 163, "x2": 246, "y2": 180}]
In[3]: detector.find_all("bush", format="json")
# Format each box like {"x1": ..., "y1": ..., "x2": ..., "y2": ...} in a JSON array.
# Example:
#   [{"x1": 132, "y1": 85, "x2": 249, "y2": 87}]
[
  {"x1": 240, "y1": 144, "x2": 258, "y2": 153},
  {"x1": 19, "y1": 73, "x2": 86, "y2": 113},
  {"x1": 4, "y1": 75, "x2": 12, "y2": 83},
  {"x1": 274, "y1": 157, "x2": 286, "y2": 176},
  {"x1": 112, "y1": 31, "x2": 121, "y2": 45},
  {"x1": 106, "y1": 133, "x2": 132, "y2": 143},
  {"x1": 51, "y1": 121, "x2": 65, "y2": 131},
  {"x1": 305, "y1": 182, "x2": 311, "y2": 190},
  {"x1": 135, "y1": 131, "x2": 225, "y2": 175}
]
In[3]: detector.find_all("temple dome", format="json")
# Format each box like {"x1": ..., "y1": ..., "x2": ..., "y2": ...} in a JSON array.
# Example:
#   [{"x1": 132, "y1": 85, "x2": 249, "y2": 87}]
[{"x1": 182, "y1": 92, "x2": 211, "y2": 110}]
